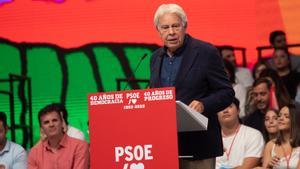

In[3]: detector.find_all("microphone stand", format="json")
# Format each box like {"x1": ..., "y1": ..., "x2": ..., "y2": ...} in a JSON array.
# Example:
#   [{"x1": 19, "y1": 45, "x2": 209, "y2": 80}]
[{"x1": 123, "y1": 53, "x2": 148, "y2": 90}]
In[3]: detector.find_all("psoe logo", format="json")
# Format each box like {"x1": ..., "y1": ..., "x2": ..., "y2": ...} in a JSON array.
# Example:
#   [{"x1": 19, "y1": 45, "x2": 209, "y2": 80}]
[
  {"x1": 115, "y1": 144, "x2": 153, "y2": 169},
  {"x1": 124, "y1": 92, "x2": 145, "y2": 110}
]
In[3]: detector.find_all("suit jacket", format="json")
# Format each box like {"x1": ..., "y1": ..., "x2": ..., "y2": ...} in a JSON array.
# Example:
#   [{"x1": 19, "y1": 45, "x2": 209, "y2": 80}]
[{"x1": 150, "y1": 34, "x2": 235, "y2": 159}]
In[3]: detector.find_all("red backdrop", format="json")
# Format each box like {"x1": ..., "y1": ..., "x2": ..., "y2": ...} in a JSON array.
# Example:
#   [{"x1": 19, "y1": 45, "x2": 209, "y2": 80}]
[{"x1": 0, "y1": 0, "x2": 299, "y2": 66}]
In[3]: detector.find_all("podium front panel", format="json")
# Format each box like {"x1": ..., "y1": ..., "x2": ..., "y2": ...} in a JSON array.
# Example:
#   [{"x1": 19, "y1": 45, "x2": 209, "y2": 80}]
[{"x1": 88, "y1": 87, "x2": 179, "y2": 169}]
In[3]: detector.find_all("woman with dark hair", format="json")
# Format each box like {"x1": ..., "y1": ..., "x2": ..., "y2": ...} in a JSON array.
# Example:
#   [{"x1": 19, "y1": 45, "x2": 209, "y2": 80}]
[
  {"x1": 262, "y1": 109, "x2": 279, "y2": 142},
  {"x1": 262, "y1": 104, "x2": 300, "y2": 169},
  {"x1": 272, "y1": 48, "x2": 300, "y2": 100},
  {"x1": 253, "y1": 61, "x2": 269, "y2": 80},
  {"x1": 259, "y1": 68, "x2": 291, "y2": 109}
]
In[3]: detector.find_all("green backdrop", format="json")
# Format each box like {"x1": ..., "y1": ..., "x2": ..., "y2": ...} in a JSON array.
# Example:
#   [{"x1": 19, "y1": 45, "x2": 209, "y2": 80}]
[{"x1": 0, "y1": 39, "x2": 159, "y2": 148}]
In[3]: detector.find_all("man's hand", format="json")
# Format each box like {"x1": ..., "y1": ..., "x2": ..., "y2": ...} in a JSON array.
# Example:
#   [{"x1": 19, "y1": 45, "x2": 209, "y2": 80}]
[{"x1": 188, "y1": 100, "x2": 204, "y2": 113}]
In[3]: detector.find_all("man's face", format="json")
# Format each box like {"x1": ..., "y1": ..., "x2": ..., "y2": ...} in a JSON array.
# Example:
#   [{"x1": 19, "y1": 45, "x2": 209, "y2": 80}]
[
  {"x1": 0, "y1": 121, "x2": 7, "y2": 146},
  {"x1": 221, "y1": 49, "x2": 236, "y2": 66},
  {"x1": 157, "y1": 13, "x2": 186, "y2": 54},
  {"x1": 253, "y1": 83, "x2": 270, "y2": 112},
  {"x1": 273, "y1": 35, "x2": 287, "y2": 48},
  {"x1": 217, "y1": 103, "x2": 239, "y2": 125},
  {"x1": 40, "y1": 111, "x2": 63, "y2": 139}
]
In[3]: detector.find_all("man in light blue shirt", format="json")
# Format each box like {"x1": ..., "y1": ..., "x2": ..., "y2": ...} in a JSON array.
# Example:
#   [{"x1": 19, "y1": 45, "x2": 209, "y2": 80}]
[{"x1": 0, "y1": 112, "x2": 27, "y2": 169}]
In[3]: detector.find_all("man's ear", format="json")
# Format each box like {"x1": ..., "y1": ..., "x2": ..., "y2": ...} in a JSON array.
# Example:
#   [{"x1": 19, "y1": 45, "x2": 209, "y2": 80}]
[
  {"x1": 184, "y1": 22, "x2": 188, "y2": 29},
  {"x1": 237, "y1": 109, "x2": 241, "y2": 118},
  {"x1": 156, "y1": 26, "x2": 159, "y2": 31},
  {"x1": 59, "y1": 111, "x2": 67, "y2": 133},
  {"x1": 40, "y1": 127, "x2": 45, "y2": 133},
  {"x1": 5, "y1": 125, "x2": 9, "y2": 132},
  {"x1": 40, "y1": 127, "x2": 47, "y2": 141}
]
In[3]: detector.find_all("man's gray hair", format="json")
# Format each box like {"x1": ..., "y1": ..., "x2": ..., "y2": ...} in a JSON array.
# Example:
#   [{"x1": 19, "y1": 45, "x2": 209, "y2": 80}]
[{"x1": 154, "y1": 4, "x2": 187, "y2": 28}]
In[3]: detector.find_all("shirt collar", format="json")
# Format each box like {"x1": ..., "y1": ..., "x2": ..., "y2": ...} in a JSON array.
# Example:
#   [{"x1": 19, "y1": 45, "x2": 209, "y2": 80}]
[
  {"x1": 162, "y1": 34, "x2": 190, "y2": 57},
  {"x1": 43, "y1": 134, "x2": 68, "y2": 152},
  {"x1": 0, "y1": 140, "x2": 10, "y2": 155}
]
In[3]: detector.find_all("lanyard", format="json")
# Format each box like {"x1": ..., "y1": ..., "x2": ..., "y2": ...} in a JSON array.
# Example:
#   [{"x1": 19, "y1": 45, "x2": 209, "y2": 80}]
[
  {"x1": 281, "y1": 146, "x2": 292, "y2": 169},
  {"x1": 224, "y1": 125, "x2": 241, "y2": 160}
]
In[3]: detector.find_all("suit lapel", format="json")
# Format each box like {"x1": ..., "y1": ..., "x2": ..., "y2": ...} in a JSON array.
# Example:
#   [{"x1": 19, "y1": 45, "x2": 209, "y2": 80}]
[{"x1": 151, "y1": 49, "x2": 164, "y2": 88}]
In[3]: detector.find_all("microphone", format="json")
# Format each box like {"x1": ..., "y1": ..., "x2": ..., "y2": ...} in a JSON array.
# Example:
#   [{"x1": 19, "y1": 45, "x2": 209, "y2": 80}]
[
  {"x1": 123, "y1": 53, "x2": 148, "y2": 90},
  {"x1": 148, "y1": 51, "x2": 164, "y2": 88}
]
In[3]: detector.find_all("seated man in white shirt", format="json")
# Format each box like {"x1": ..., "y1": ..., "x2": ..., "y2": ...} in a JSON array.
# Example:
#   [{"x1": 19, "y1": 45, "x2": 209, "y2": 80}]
[
  {"x1": 216, "y1": 98, "x2": 264, "y2": 169},
  {"x1": 0, "y1": 112, "x2": 27, "y2": 169}
]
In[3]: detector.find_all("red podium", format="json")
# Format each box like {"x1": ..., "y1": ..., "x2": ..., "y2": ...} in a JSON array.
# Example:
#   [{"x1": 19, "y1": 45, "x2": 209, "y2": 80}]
[{"x1": 88, "y1": 87, "x2": 179, "y2": 169}]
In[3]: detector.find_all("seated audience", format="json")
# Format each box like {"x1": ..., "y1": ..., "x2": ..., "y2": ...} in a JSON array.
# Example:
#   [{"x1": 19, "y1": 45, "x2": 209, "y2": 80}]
[
  {"x1": 219, "y1": 45, "x2": 254, "y2": 88},
  {"x1": 243, "y1": 78, "x2": 271, "y2": 132},
  {"x1": 28, "y1": 104, "x2": 89, "y2": 169},
  {"x1": 223, "y1": 60, "x2": 247, "y2": 117},
  {"x1": 244, "y1": 88, "x2": 256, "y2": 117},
  {"x1": 216, "y1": 98, "x2": 264, "y2": 169},
  {"x1": 267, "y1": 30, "x2": 300, "y2": 73},
  {"x1": 40, "y1": 103, "x2": 85, "y2": 141},
  {"x1": 245, "y1": 61, "x2": 269, "y2": 115},
  {"x1": 259, "y1": 69, "x2": 291, "y2": 110},
  {"x1": 0, "y1": 112, "x2": 27, "y2": 169},
  {"x1": 262, "y1": 109, "x2": 279, "y2": 142},
  {"x1": 272, "y1": 48, "x2": 300, "y2": 100},
  {"x1": 252, "y1": 61, "x2": 269, "y2": 80},
  {"x1": 262, "y1": 104, "x2": 300, "y2": 169},
  {"x1": 269, "y1": 30, "x2": 287, "y2": 50}
]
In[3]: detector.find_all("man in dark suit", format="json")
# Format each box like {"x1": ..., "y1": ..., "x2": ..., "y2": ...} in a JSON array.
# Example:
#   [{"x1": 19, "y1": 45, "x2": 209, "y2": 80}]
[{"x1": 150, "y1": 4, "x2": 235, "y2": 169}]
